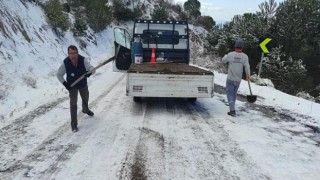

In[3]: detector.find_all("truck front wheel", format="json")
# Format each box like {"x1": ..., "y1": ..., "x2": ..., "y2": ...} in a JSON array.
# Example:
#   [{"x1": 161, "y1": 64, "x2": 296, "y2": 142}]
[
  {"x1": 187, "y1": 98, "x2": 197, "y2": 103},
  {"x1": 133, "y1": 97, "x2": 142, "y2": 102}
]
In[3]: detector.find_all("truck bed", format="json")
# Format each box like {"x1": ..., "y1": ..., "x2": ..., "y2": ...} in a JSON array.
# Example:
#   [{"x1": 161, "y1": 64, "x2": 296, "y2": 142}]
[{"x1": 127, "y1": 63, "x2": 213, "y2": 75}]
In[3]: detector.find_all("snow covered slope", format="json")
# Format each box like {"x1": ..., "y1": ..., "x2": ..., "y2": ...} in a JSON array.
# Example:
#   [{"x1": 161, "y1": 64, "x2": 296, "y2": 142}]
[{"x1": 0, "y1": 0, "x2": 113, "y2": 122}]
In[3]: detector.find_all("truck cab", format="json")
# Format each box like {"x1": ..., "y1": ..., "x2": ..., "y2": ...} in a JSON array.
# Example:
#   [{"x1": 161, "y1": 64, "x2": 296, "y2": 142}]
[{"x1": 113, "y1": 20, "x2": 190, "y2": 69}]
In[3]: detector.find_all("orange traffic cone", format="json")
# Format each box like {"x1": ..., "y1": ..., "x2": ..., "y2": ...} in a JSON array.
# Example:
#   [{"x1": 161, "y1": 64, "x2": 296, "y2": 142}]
[{"x1": 150, "y1": 48, "x2": 156, "y2": 63}]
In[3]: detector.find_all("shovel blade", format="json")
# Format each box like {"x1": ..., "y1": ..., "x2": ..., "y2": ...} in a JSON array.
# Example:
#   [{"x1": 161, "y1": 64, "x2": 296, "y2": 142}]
[{"x1": 247, "y1": 95, "x2": 257, "y2": 103}]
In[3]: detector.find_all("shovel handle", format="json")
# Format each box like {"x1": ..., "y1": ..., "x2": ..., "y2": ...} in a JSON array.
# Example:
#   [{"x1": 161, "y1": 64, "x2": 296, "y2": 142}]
[
  {"x1": 70, "y1": 56, "x2": 115, "y2": 87},
  {"x1": 248, "y1": 80, "x2": 253, "y2": 95}
]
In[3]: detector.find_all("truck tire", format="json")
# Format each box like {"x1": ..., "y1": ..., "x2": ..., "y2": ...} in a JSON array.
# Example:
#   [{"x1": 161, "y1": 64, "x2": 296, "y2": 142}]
[
  {"x1": 133, "y1": 97, "x2": 142, "y2": 102},
  {"x1": 188, "y1": 98, "x2": 197, "y2": 103}
]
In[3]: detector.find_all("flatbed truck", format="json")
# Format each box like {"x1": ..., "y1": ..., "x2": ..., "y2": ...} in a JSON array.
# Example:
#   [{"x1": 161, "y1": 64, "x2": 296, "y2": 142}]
[{"x1": 113, "y1": 19, "x2": 214, "y2": 102}]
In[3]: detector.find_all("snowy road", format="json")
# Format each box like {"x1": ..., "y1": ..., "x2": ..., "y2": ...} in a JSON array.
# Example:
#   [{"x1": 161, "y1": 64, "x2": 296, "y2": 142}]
[{"x1": 1, "y1": 63, "x2": 319, "y2": 180}]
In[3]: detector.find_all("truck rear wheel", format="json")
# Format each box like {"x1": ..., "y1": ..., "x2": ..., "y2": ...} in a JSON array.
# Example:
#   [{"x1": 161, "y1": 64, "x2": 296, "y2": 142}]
[
  {"x1": 133, "y1": 97, "x2": 142, "y2": 102},
  {"x1": 188, "y1": 98, "x2": 197, "y2": 103}
]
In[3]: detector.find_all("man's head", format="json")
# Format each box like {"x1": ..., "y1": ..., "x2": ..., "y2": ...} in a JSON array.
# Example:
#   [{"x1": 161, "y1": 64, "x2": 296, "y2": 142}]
[
  {"x1": 235, "y1": 39, "x2": 244, "y2": 49},
  {"x1": 68, "y1": 45, "x2": 79, "y2": 62}
]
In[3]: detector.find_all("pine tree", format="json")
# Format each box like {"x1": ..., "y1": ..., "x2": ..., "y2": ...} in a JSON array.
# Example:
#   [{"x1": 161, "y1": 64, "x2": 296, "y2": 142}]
[
  {"x1": 272, "y1": 0, "x2": 320, "y2": 58},
  {"x1": 272, "y1": 0, "x2": 320, "y2": 91},
  {"x1": 112, "y1": 0, "x2": 143, "y2": 22},
  {"x1": 262, "y1": 55, "x2": 307, "y2": 94},
  {"x1": 85, "y1": 0, "x2": 112, "y2": 32},
  {"x1": 43, "y1": 0, "x2": 70, "y2": 36},
  {"x1": 195, "y1": 16, "x2": 215, "y2": 31},
  {"x1": 151, "y1": 0, "x2": 169, "y2": 20},
  {"x1": 183, "y1": 0, "x2": 201, "y2": 21},
  {"x1": 73, "y1": 8, "x2": 87, "y2": 36}
]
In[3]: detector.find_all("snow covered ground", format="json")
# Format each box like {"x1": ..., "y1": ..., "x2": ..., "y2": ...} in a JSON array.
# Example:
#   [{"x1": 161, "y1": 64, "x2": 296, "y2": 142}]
[
  {"x1": 1, "y1": 59, "x2": 320, "y2": 179},
  {"x1": 1, "y1": 1, "x2": 320, "y2": 180},
  {"x1": 2, "y1": 50, "x2": 320, "y2": 177}
]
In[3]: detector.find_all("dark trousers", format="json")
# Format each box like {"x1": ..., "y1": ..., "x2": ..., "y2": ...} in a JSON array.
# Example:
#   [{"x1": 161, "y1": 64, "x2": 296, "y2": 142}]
[{"x1": 69, "y1": 85, "x2": 89, "y2": 129}]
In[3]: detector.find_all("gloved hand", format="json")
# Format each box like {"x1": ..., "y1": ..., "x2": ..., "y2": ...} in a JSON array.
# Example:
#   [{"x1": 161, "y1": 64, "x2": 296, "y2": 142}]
[
  {"x1": 85, "y1": 71, "x2": 92, "y2": 78},
  {"x1": 63, "y1": 81, "x2": 71, "y2": 90}
]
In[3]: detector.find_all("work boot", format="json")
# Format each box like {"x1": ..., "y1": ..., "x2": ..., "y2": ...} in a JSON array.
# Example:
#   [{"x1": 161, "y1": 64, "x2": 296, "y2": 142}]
[
  {"x1": 227, "y1": 110, "x2": 236, "y2": 117},
  {"x1": 72, "y1": 127, "x2": 79, "y2": 133},
  {"x1": 82, "y1": 109, "x2": 94, "y2": 116}
]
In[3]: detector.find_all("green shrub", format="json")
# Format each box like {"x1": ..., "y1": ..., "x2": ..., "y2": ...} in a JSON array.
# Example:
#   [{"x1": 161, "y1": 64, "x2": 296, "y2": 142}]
[
  {"x1": 113, "y1": 0, "x2": 133, "y2": 21},
  {"x1": 196, "y1": 16, "x2": 215, "y2": 31},
  {"x1": 183, "y1": 0, "x2": 201, "y2": 21},
  {"x1": 151, "y1": 0, "x2": 169, "y2": 20},
  {"x1": 133, "y1": 7, "x2": 143, "y2": 19},
  {"x1": 73, "y1": 8, "x2": 87, "y2": 36},
  {"x1": 178, "y1": 11, "x2": 188, "y2": 21},
  {"x1": 85, "y1": 0, "x2": 112, "y2": 32},
  {"x1": 262, "y1": 55, "x2": 307, "y2": 95},
  {"x1": 112, "y1": 0, "x2": 142, "y2": 22},
  {"x1": 43, "y1": 0, "x2": 70, "y2": 36}
]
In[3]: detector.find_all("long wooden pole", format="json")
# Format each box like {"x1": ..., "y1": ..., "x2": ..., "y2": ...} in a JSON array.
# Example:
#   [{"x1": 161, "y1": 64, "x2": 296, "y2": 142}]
[{"x1": 70, "y1": 56, "x2": 115, "y2": 87}]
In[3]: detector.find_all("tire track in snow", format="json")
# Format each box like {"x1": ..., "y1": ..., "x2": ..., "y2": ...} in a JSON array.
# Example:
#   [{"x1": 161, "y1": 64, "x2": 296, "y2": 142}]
[
  {"x1": 117, "y1": 98, "x2": 167, "y2": 180},
  {"x1": 159, "y1": 98, "x2": 269, "y2": 179},
  {"x1": 128, "y1": 98, "x2": 217, "y2": 179},
  {"x1": 215, "y1": 83, "x2": 320, "y2": 145},
  {"x1": 133, "y1": 98, "x2": 216, "y2": 179},
  {"x1": 44, "y1": 75, "x2": 147, "y2": 180},
  {"x1": 128, "y1": 98, "x2": 166, "y2": 180},
  {"x1": 163, "y1": 98, "x2": 228, "y2": 179},
  {"x1": 0, "y1": 96, "x2": 68, "y2": 133},
  {"x1": 30, "y1": 74, "x2": 127, "y2": 179},
  {"x1": 118, "y1": 98, "x2": 148, "y2": 180},
  {"x1": 117, "y1": 111, "x2": 147, "y2": 179},
  {"x1": 0, "y1": 74, "x2": 125, "y2": 179},
  {"x1": 0, "y1": 96, "x2": 68, "y2": 174},
  {"x1": 187, "y1": 101, "x2": 271, "y2": 179}
]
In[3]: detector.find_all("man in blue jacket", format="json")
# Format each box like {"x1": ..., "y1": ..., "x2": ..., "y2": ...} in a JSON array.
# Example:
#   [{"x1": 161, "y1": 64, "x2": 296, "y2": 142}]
[
  {"x1": 222, "y1": 39, "x2": 250, "y2": 117},
  {"x1": 57, "y1": 45, "x2": 95, "y2": 132}
]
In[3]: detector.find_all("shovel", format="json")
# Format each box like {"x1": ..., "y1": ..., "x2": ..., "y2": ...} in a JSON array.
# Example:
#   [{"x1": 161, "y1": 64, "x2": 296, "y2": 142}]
[
  {"x1": 247, "y1": 80, "x2": 257, "y2": 103},
  {"x1": 71, "y1": 55, "x2": 115, "y2": 87}
]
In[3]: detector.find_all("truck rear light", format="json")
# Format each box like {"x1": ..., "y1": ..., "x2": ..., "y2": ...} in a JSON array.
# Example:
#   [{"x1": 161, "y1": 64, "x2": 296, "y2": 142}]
[
  {"x1": 133, "y1": 85, "x2": 143, "y2": 92},
  {"x1": 198, "y1": 87, "x2": 208, "y2": 93}
]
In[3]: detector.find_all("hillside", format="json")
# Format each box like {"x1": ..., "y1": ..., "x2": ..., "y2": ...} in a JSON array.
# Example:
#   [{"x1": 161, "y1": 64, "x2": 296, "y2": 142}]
[
  {"x1": 0, "y1": 1, "x2": 114, "y2": 121},
  {"x1": 0, "y1": 0, "x2": 213, "y2": 121}
]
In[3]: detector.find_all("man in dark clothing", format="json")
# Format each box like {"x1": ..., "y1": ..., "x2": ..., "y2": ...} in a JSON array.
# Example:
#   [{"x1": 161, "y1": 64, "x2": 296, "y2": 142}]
[{"x1": 57, "y1": 45, "x2": 95, "y2": 132}]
